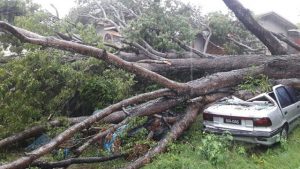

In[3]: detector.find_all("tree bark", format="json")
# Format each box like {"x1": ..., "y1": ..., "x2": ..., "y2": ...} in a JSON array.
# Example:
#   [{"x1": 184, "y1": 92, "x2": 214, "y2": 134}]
[
  {"x1": 271, "y1": 78, "x2": 300, "y2": 89},
  {"x1": 0, "y1": 117, "x2": 85, "y2": 150},
  {"x1": 137, "y1": 54, "x2": 272, "y2": 75},
  {"x1": 272, "y1": 33, "x2": 300, "y2": 52},
  {"x1": 31, "y1": 154, "x2": 124, "y2": 169},
  {"x1": 223, "y1": 0, "x2": 287, "y2": 55},
  {"x1": 117, "y1": 51, "x2": 202, "y2": 62},
  {"x1": 102, "y1": 97, "x2": 184, "y2": 124}
]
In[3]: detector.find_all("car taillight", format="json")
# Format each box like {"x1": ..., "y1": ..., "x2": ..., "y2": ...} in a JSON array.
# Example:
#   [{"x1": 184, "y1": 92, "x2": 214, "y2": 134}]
[
  {"x1": 203, "y1": 112, "x2": 213, "y2": 121},
  {"x1": 253, "y1": 117, "x2": 272, "y2": 127}
]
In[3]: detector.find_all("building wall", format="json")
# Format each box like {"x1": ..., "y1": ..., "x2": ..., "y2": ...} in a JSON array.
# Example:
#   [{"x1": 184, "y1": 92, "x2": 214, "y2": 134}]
[
  {"x1": 258, "y1": 18, "x2": 289, "y2": 49},
  {"x1": 192, "y1": 35, "x2": 205, "y2": 51},
  {"x1": 258, "y1": 19, "x2": 288, "y2": 36}
]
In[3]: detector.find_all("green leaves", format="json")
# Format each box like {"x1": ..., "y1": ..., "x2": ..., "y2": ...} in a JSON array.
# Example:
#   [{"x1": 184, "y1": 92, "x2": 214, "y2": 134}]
[
  {"x1": 199, "y1": 133, "x2": 233, "y2": 165},
  {"x1": 0, "y1": 50, "x2": 135, "y2": 137},
  {"x1": 207, "y1": 12, "x2": 263, "y2": 54},
  {"x1": 238, "y1": 74, "x2": 272, "y2": 93},
  {"x1": 124, "y1": 0, "x2": 196, "y2": 52}
]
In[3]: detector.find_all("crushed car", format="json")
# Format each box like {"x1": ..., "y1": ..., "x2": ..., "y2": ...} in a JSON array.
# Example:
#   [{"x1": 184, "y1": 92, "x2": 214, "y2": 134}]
[{"x1": 203, "y1": 84, "x2": 300, "y2": 145}]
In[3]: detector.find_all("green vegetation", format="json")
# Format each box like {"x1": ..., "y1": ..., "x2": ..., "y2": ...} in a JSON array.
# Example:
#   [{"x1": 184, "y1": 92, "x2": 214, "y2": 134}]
[
  {"x1": 238, "y1": 74, "x2": 272, "y2": 93},
  {"x1": 0, "y1": 51, "x2": 135, "y2": 137},
  {"x1": 145, "y1": 117, "x2": 300, "y2": 169},
  {"x1": 124, "y1": 0, "x2": 196, "y2": 52},
  {"x1": 207, "y1": 12, "x2": 263, "y2": 54}
]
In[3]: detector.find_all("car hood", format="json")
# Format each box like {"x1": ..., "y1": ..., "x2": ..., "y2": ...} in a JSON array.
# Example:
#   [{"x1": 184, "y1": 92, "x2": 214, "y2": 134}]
[{"x1": 205, "y1": 96, "x2": 276, "y2": 118}]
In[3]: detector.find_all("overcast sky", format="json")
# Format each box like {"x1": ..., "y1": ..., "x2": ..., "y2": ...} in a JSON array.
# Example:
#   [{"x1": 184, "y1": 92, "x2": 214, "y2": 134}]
[{"x1": 33, "y1": 0, "x2": 300, "y2": 24}]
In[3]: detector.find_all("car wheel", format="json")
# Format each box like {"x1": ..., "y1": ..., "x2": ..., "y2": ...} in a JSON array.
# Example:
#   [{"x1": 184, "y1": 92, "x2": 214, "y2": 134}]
[{"x1": 280, "y1": 125, "x2": 288, "y2": 142}]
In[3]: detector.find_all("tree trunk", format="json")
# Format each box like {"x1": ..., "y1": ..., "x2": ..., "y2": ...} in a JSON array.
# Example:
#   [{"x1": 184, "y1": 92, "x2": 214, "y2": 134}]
[
  {"x1": 0, "y1": 117, "x2": 85, "y2": 149},
  {"x1": 31, "y1": 154, "x2": 124, "y2": 169},
  {"x1": 223, "y1": 0, "x2": 287, "y2": 55}
]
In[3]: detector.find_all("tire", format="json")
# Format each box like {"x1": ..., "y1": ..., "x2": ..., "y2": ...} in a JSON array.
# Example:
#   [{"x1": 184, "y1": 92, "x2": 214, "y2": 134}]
[{"x1": 280, "y1": 125, "x2": 288, "y2": 142}]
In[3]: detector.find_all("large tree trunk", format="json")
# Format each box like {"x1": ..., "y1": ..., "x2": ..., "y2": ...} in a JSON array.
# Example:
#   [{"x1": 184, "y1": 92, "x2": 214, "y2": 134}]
[
  {"x1": 223, "y1": 0, "x2": 288, "y2": 55},
  {"x1": 137, "y1": 55, "x2": 298, "y2": 76}
]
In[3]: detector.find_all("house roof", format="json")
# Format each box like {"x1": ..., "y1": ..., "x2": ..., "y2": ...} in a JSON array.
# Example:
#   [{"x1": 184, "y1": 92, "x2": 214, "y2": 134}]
[
  {"x1": 257, "y1": 11, "x2": 298, "y2": 30},
  {"x1": 105, "y1": 30, "x2": 122, "y2": 37}
]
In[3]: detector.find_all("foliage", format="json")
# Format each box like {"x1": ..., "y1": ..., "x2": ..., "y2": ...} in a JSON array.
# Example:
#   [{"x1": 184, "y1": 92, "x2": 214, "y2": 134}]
[
  {"x1": 206, "y1": 12, "x2": 263, "y2": 54},
  {"x1": 124, "y1": 0, "x2": 197, "y2": 52},
  {"x1": 119, "y1": 116, "x2": 154, "y2": 153},
  {"x1": 0, "y1": 0, "x2": 40, "y2": 23},
  {"x1": 0, "y1": 51, "x2": 135, "y2": 137},
  {"x1": 72, "y1": 0, "x2": 199, "y2": 52},
  {"x1": 198, "y1": 132, "x2": 233, "y2": 165},
  {"x1": 0, "y1": 0, "x2": 136, "y2": 138},
  {"x1": 199, "y1": 134, "x2": 232, "y2": 165},
  {"x1": 238, "y1": 74, "x2": 272, "y2": 93}
]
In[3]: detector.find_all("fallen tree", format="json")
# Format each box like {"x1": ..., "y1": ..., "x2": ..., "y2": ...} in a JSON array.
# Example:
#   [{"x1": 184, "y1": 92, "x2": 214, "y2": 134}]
[
  {"x1": 31, "y1": 154, "x2": 124, "y2": 169},
  {"x1": 1, "y1": 0, "x2": 300, "y2": 168}
]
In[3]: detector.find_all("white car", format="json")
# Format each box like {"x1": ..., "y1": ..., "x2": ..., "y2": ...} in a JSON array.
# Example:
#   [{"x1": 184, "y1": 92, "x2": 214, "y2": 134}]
[{"x1": 203, "y1": 84, "x2": 300, "y2": 145}]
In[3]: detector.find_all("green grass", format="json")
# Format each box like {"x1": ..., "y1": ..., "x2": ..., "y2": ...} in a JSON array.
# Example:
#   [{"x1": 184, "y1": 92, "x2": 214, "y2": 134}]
[{"x1": 145, "y1": 116, "x2": 300, "y2": 169}]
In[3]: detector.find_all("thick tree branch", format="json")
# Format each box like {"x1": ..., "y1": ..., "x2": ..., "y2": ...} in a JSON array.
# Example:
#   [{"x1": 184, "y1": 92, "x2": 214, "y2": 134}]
[
  {"x1": 271, "y1": 78, "x2": 300, "y2": 89},
  {"x1": 140, "y1": 39, "x2": 168, "y2": 58},
  {"x1": 223, "y1": 0, "x2": 287, "y2": 55},
  {"x1": 0, "y1": 117, "x2": 85, "y2": 149},
  {"x1": 124, "y1": 41, "x2": 165, "y2": 60},
  {"x1": 0, "y1": 21, "x2": 188, "y2": 93},
  {"x1": 272, "y1": 33, "x2": 300, "y2": 52},
  {"x1": 227, "y1": 34, "x2": 262, "y2": 52},
  {"x1": 31, "y1": 154, "x2": 124, "y2": 169}
]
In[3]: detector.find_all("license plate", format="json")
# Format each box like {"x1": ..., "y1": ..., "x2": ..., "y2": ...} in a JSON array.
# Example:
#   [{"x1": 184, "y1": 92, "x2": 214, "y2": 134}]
[{"x1": 224, "y1": 118, "x2": 241, "y2": 125}]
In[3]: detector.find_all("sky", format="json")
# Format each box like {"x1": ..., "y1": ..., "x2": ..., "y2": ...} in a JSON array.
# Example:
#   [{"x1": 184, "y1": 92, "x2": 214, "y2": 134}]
[{"x1": 33, "y1": 0, "x2": 300, "y2": 24}]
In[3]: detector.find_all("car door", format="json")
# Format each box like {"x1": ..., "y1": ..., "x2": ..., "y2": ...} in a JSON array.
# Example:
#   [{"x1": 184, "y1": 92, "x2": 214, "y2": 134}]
[
  {"x1": 285, "y1": 86, "x2": 300, "y2": 127},
  {"x1": 273, "y1": 85, "x2": 298, "y2": 124}
]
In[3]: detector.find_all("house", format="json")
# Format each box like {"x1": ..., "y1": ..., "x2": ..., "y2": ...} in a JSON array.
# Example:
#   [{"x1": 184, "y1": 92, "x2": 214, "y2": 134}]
[
  {"x1": 192, "y1": 33, "x2": 225, "y2": 55},
  {"x1": 257, "y1": 12, "x2": 300, "y2": 54},
  {"x1": 95, "y1": 23, "x2": 122, "y2": 45}
]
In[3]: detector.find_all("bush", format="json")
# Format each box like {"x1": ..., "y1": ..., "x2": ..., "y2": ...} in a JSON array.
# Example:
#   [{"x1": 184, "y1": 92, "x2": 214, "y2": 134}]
[
  {"x1": 198, "y1": 132, "x2": 233, "y2": 165},
  {"x1": 0, "y1": 50, "x2": 135, "y2": 138}
]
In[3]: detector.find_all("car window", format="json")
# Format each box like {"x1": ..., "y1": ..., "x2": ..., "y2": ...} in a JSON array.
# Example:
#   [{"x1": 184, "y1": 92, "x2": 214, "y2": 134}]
[
  {"x1": 276, "y1": 87, "x2": 293, "y2": 108},
  {"x1": 268, "y1": 92, "x2": 278, "y2": 104},
  {"x1": 285, "y1": 86, "x2": 298, "y2": 103}
]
